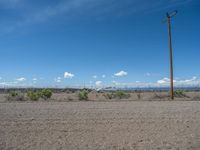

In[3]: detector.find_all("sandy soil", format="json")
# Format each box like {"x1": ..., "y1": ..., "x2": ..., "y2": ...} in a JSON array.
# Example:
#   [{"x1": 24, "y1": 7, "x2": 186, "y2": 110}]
[{"x1": 0, "y1": 101, "x2": 200, "y2": 150}]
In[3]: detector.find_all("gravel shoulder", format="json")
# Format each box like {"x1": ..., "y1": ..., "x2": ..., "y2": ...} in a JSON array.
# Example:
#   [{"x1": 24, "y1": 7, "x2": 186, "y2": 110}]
[{"x1": 0, "y1": 101, "x2": 200, "y2": 150}]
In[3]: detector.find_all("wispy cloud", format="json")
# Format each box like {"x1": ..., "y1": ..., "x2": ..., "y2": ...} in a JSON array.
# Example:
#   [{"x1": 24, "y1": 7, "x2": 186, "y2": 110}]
[
  {"x1": 157, "y1": 76, "x2": 199, "y2": 86},
  {"x1": 32, "y1": 78, "x2": 37, "y2": 81},
  {"x1": 111, "y1": 76, "x2": 200, "y2": 88},
  {"x1": 16, "y1": 77, "x2": 26, "y2": 82},
  {"x1": 0, "y1": 81, "x2": 18, "y2": 86},
  {"x1": 145, "y1": 72, "x2": 160, "y2": 77},
  {"x1": 0, "y1": 0, "x2": 194, "y2": 34},
  {"x1": 54, "y1": 77, "x2": 62, "y2": 83},
  {"x1": 112, "y1": 80, "x2": 121, "y2": 86},
  {"x1": 0, "y1": 0, "x2": 24, "y2": 7}
]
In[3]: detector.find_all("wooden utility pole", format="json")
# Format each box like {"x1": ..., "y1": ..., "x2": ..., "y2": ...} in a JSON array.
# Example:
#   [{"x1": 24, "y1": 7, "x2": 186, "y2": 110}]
[
  {"x1": 163, "y1": 10, "x2": 178, "y2": 100},
  {"x1": 167, "y1": 13, "x2": 174, "y2": 100}
]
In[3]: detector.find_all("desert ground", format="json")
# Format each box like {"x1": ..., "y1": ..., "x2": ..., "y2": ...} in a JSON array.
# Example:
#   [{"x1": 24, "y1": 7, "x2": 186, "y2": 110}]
[
  {"x1": 1, "y1": 90, "x2": 200, "y2": 102},
  {"x1": 0, "y1": 91, "x2": 200, "y2": 150}
]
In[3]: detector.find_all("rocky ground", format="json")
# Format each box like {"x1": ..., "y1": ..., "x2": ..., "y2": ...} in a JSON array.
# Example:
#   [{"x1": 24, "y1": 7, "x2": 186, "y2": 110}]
[{"x1": 0, "y1": 101, "x2": 200, "y2": 150}]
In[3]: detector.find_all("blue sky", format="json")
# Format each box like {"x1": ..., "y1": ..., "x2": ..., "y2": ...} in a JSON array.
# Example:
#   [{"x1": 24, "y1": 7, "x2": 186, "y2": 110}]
[{"x1": 0, "y1": 0, "x2": 200, "y2": 88}]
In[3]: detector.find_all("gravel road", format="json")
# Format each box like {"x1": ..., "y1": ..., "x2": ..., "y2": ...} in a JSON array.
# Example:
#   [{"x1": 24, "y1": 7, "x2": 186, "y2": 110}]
[{"x1": 0, "y1": 101, "x2": 200, "y2": 150}]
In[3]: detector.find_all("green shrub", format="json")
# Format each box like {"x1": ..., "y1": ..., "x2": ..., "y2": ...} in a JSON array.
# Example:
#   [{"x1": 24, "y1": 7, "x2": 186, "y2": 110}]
[
  {"x1": 174, "y1": 90, "x2": 189, "y2": 98},
  {"x1": 40, "y1": 89, "x2": 52, "y2": 100},
  {"x1": 9, "y1": 91, "x2": 18, "y2": 97},
  {"x1": 174, "y1": 90, "x2": 184, "y2": 95},
  {"x1": 27, "y1": 91, "x2": 40, "y2": 101},
  {"x1": 113, "y1": 91, "x2": 130, "y2": 99},
  {"x1": 27, "y1": 89, "x2": 52, "y2": 101},
  {"x1": 7, "y1": 91, "x2": 25, "y2": 101},
  {"x1": 78, "y1": 90, "x2": 89, "y2": 100}
]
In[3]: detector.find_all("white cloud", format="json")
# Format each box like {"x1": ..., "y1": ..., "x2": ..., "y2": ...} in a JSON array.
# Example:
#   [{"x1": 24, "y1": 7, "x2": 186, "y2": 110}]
[
  {"x1": 157, "y1": 77, "x2": 170, "y2": 84},
  {"x1": 107, "y1": 76, "x2": 200, "y2": 88},
  {"x1": 114, "y1": 71, "x2": 128, "y2": 77},
  {"x1": 93, "y1": 75, "x2": 97, "y2": 79},
  {"x1": 0, "y1": 81, "x2": 18, "y2": 86},
  {"x1": 157, "y1": 77, "x2": 177, "y2": 84},
  {"x1": 55, "y1": 77, "x2": 62, "y2": 83},
  {"x1": 177, "y1": 76, "x2": 198, "y2": 84},
  {"x1": 64, "y1": 72, "x2": 74, "y2": 79},
  {"x1": 96, "y1": 81, "x2": 102, "y2": 86},
  {"x1": 0, "y1": 77, "x2": 2, "y2": 80},
  {"x1": 32, "y1": 78, "x2": 37, "y2": 84},
  {"x1": 157, "y1": 76, "x2": 200, "y2": 86},
  {"x1": 102, "y1": 74, "x2": 106, "y2": 78},
  {"x1": 0, "y1": 76, "x2": 199, "y2": 88},
  {"x1": 16, "y1": 77, "x2": 26, "y2": 82}
]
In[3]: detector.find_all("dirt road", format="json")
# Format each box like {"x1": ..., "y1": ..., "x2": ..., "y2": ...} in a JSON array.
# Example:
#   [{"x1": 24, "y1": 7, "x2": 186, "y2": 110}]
[{"x1": 0, "y1": 101, "x2": 200, "y2": 150}]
